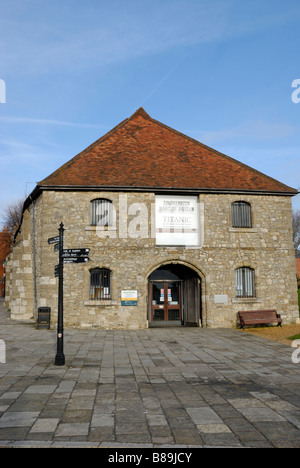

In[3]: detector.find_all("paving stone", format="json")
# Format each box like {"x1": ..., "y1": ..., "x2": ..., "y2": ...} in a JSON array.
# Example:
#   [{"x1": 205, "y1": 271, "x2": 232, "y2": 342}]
[
  {"x1": 0, "y1": 412, "x2": 40, "y2": 428},
  {"x1": 0, "y1": 405, "x2": 10, "y2": 413},
  {"x1": 238, "y1": 407, "x2": 286, "y2": 422},
  {"x1": 61, "y1": 409, "x2": 93, "y2": 423},
  {"x1": 197, "y1": 423, "x2": 232, "y2": 434},
  {"x1": 227, "y1": 398, "x2": 265, "y2": 409},
  {"x1": 55, "y1": 423, "x2": 90, "y2": 437},
  {"x1": 25, "y1": 385, "x2": 57, "y2": 394},
  {"x1": 1, "y1": 298, "x2": 300, "y2": 448},
  {"x1": 0, "y1": 392, "x2": 22, "y2": 400},
  {"x1": 91, "y1": 413, "x2": 114, "y2": 427},
  {"x1": 29, "y1": 418, "x2": 59, "y2": 433},
  {"x1": 146, "y1": 414, "x2": 168, "y2": 426},
  {"x1": 187, "y1": 407, "x2": 223, "y2": 425}
]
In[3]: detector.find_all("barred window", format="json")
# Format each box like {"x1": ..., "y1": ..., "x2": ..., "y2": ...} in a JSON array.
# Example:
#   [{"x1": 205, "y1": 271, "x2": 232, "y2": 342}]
[
  {"x1": 232, "y1": 201, "x2": 252, "y2": 228},
  {"x1": 235, "y1": 267, "x2": 255, "y2": 298},
  {"x1": 90, "y1": 268, "x2": 111, "y2": 300},
  {"x1": 90, "y1": 199, "x2": 113, "y2": 226}
]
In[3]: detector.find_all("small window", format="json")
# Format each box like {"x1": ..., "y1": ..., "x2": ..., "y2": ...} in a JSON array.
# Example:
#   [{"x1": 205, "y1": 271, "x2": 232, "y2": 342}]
[
  {"x1": 90, "y1": 199, "x2": 113, "y2": 226},
  {"x1": 235, "y1": 267, "x2": 255, "y2": 298},
  {"x1": 90, "y1": 268, "x2": 111, "y2": 300},
  {"x1": 232, "y1": 201, "x2": 252, "y2": 228}
]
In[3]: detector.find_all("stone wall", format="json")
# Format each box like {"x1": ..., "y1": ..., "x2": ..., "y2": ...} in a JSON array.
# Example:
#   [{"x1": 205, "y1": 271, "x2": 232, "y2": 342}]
[
  {"x1": 8, "y1": 190, "x2": 299, "y2": 329},
  {"x1": 7, "y1": 206, "x2": 36, "y2": 321}
]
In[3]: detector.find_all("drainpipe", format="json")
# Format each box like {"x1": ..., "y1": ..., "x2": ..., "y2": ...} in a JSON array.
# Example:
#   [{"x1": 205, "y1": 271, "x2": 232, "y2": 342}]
[{"x1": 30, "y1": 197, "x2": 38, "y2": 320}]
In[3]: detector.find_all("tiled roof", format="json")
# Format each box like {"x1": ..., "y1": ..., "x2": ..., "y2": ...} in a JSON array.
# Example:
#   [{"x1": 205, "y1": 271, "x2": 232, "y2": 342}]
[{"x1": 39, "y1": 108, "x2": 298, "y2": 195}]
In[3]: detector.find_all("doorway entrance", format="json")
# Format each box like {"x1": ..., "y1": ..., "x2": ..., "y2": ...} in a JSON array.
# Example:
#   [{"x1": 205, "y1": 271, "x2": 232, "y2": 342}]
[
  {"x1": 148, "y1": 263, "x2": 202, "y2": 327},
  {"x1": 151, "y1": 281, "x2": 182, "y2": 324}
]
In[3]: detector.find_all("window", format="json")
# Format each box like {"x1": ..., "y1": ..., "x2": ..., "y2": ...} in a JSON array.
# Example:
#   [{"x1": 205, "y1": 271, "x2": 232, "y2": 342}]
[
  {"x1": 90, "y1": 268, "x2": 111, "y2": 300},
  {"x1": 235, "y1": 267, "x2": 255, "y2": 298},
  {"x1": 90, "y1": 199, "x2": 113, "y2": 226},
  {"x1": 232, "y1": 201, "x2": 252, "y2": 228}
]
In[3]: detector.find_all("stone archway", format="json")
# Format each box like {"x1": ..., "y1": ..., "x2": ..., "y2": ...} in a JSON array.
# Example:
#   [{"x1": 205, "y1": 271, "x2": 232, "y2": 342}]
[{"x1": 148, "y1": 262, "x2": 203, "y2": 327}]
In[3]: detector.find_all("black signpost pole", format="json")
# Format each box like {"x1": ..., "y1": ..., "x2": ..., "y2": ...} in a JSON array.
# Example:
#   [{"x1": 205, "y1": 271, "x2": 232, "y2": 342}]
[
  {"x1": 48, "y1": 223, "x2": 90, "y2": 366},
  {"x1": 55, "y1": 222, "x2": 65, "y2": 366}
]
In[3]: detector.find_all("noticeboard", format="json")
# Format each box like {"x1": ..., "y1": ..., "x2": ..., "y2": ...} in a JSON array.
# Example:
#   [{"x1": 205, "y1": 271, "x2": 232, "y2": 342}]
[{"x1": 121, "y1": 290, "x2": 138, "y2": 306}]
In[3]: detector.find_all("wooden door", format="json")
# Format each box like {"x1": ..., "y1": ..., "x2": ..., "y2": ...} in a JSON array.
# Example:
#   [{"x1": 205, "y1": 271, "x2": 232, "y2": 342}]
[{"x1": 183, "y1": 277, "x2": 201, "y2": 326}]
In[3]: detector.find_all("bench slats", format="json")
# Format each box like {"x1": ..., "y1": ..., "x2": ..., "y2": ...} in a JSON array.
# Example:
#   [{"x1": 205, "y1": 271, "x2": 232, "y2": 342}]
[{"x1": 238, "y1": 309, "x2": 282, "y2": 329}]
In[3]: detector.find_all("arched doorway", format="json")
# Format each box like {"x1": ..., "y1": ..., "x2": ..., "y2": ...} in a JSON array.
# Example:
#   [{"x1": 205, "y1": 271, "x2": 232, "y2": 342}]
[{"x1": 148, "y1": 263, "x2": 202, "y2": 327}]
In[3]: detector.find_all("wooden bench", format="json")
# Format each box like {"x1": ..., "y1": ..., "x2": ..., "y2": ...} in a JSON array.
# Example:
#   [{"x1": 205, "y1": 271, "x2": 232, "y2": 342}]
[{"x1": 238, "y1": 309, "x2": 282, "y2": 329}]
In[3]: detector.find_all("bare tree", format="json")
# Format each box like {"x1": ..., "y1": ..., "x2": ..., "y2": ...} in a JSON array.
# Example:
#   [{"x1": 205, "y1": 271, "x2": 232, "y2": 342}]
[
  {"x1": 293, "y1": 209, "x2": 300, "y2": 252},
  {"x1": 1, "y1": 199, "x2": 24, "y2": 237},
  {"x1": 0, "y1": 227, "x2": 11, "y2": 256}
]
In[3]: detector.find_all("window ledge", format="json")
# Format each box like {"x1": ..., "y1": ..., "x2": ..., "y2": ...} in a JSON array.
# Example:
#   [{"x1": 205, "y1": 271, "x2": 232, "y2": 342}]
[
  {"x1": 84, "y1": 300, "x2": 117, "y2": 306},
  {"x1": 229, "y1": 228, "x2": 257, "y2": 233},
  {"x1": 232, "y1": 297, "x2": 261, "y2": 304},
  {"x1": 85, "y1": 226, "x2": 117, "y2": 231}
]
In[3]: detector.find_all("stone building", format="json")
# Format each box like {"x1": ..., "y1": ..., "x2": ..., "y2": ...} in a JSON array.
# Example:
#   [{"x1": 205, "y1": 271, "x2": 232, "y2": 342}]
[
  {"x1": 6, "y1": 108, "x2": 299, "y2": 329},
  {"x1": 296, "y1": 252, "x2": 300, "y2": 287},
  {"x1": 0, "y1": 228, "x2": 11, "y2": 297}
]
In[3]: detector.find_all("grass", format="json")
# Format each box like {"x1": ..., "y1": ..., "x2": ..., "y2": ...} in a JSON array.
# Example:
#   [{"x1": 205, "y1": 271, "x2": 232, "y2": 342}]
[
  {"x1": 237, "y1": 323, "x2": 300, "y2": 345},
  {"x1": 288, "y1": 333, "x2": 300, "y2": 341}
]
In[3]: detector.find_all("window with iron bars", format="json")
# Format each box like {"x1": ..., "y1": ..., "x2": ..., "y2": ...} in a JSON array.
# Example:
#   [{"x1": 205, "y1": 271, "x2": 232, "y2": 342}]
[
  {"x1": 235, "y1": 267, "x2": 255, "y2": 298},
  {"x1": 90, "y1": 268, "x2": 111, "y2": 300},
  {"x1": 90, "y1": 199, "x2": 113, "y2": 226},
  {"x1": 232, "y1": 201, "x2": 252, "y2": 228}
]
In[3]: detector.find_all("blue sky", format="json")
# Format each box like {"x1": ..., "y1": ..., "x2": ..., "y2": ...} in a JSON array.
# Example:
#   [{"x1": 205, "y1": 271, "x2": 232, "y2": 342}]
[{"x1": 0, "y1": 0, "x2": 300, "y2": 225}]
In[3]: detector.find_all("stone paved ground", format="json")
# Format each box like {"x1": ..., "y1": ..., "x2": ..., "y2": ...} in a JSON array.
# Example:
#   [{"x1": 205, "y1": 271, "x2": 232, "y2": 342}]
[{"x1": 1, "y1": 298, "x2": 300, "y2": 448}]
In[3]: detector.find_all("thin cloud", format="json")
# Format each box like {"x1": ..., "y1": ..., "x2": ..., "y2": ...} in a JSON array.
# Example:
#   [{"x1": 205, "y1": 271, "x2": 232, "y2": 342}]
[
  {"x1": 0, "y1": 1, "x2": 230, "y2": 75},
  {"x1": 0, "y1": 139, "x2": 56, "y2": 168},
  {"x1": 138, "y1": 51, "x2": 190, "y2": 107},
  {"x1": 0, "y1": 116, "x2": 108, "y2": 129},
  {"x1": 187, "y1": 120, "x2": 295, "y2": 145},
  {"x1": 2, "y1": 1, "x2": 300, "y2": 76}
]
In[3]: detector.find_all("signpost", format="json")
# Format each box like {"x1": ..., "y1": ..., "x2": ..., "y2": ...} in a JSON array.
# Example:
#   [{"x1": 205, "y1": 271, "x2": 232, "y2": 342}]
[
  {"x1": 55, "y1": 223, "x2": 65, "y2": 366},
  {"x1": 63, "y1": 248, "x2": 90, "y2": 257},
  {"x1": 48, "y1": 223, "x2": 90, "y2": 366},
  {"x1": 63, "y1": 248, "x2": 90, "y2": 264},
  {"x1": 63, "y1": 257, "x2": 90, "y2": 264},
  {"x1": 48, "y1": 236, "x2": 60, "y2": 245}
]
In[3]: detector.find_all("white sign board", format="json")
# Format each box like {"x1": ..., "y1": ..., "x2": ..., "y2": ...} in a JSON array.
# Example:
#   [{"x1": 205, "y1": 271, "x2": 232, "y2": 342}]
[
  {"x1": 121, "y1": 290, "x2": 138, "y2": 306},
  {"x1": 155, "y1": 196, "x2": 200, "y2": 246},
  {"x1": 214, "y1": 295, "x2": 228, "y2": 304}
]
